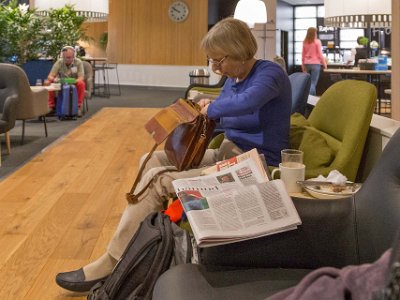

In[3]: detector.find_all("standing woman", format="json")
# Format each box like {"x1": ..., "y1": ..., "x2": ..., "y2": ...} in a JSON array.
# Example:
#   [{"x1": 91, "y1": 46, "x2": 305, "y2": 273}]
[{"x1": 301, "y1": 27, "x2": 327, "y2": 96}]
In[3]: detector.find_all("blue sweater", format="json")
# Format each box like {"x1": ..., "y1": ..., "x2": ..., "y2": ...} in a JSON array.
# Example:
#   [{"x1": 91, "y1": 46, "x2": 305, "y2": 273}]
[{"x1": 207, "y1": 60, "x2": 292, "y2": 166}]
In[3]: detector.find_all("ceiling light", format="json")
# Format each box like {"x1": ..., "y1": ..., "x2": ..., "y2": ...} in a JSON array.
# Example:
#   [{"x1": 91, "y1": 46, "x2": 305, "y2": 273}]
[
  {"x1": 34, "y1": 0, "x2": 108, "y2": 22},
  {"x1": 324, "y1": 0, "x2": 391, "y2": 28},
  {"x1": 234, "y1": 0, "x2": 268, "y2": 28}
]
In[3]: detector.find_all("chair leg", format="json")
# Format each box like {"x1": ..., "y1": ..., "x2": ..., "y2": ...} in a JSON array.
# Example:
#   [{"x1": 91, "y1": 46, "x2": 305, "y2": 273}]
[
  {"x1": 105, "y1": 65, "x2": 110, "y2": 98},
  {"x1": 85, "y1": 97, "x2": 89, "y2": 113},
  {"x1": 5, "y1": 131, "x2": 11, "y2": 154},
  {"x1": 21, "y1": 120, "x2": 26, "y2": 145},
  {"x1": 115, "y1": 65, "x2": 121, "y2": 96},
  {"x1": 42, "y1": 116, "x2": 48, "y2": 137},
  {"x1": 81, "y1": 98, "x2": 88, "y2": 115},
  {"x1": 103, "y1": 64, "x2": 110, "y2": 98}
]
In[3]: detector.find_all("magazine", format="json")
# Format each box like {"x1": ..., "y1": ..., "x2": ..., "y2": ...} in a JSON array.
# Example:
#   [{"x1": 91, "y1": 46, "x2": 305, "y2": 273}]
[{"x1": 172, "y1": 151, "x2": 301, "y2": 247}]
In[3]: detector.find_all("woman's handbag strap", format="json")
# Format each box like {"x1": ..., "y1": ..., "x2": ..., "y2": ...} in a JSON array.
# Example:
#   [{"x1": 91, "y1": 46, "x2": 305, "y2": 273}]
[
  {"x1": 126, "y1": 99, "x2": 202, "y2": 204},
  {"x1": 126, "y1": 143, "x2": 158, "y2": 204}
]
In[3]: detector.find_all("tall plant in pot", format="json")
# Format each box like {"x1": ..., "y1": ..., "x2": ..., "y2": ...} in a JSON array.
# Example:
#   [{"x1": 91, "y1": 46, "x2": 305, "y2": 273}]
[
  {"x1": 0, "y1": 0, "x2": 44, "y2": 65},
  {"x1": 41, "y1": 5, "x2": 87, "y2": 61}
]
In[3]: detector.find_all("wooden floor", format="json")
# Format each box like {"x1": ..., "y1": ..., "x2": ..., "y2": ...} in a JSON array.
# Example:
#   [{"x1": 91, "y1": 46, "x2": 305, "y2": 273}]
[{"x1": 0, "y1": 108, "x2": 159, "y2": 299}]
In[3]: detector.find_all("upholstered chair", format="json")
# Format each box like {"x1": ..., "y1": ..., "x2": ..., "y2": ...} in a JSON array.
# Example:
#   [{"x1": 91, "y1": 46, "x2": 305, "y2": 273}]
[
  {"x1": 153, "y1": 127, "x2": 400, "y2": 300},
  {"x1": 0, "y1": 63, "x2": 50, "y2": 144},
  {"x1": 82, "y1": 61, "x2": 93, "y2": 115},
  {"x1": 184, "y1": 76, "x2": 227, "y2": 99},
  {"x1": 290, "y1": 79, "x2": 376, "y2": 181},
  {"x1": 0, "y1": 95, "x2": 18, "y2": 166}
]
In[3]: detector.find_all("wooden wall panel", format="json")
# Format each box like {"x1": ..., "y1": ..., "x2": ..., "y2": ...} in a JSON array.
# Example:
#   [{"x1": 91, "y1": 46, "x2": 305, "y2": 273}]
[
  {"x1": 107, "y1": 0, "x2": 208, "y2": 65},
  {"x1": 29, "y1": 0, "x2": 208, "y2": 65},
  {"x1": 80, "y1": 22, "x2": 108, "y2": 58}
]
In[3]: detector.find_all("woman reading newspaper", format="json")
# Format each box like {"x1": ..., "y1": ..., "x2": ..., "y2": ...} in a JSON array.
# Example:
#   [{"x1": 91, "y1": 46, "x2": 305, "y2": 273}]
[{"x1": 55, "y1": 17, "x2": 292, "y2": 292}]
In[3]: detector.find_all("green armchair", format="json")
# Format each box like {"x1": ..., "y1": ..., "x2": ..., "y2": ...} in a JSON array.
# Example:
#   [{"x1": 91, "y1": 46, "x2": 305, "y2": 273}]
[
  {"x1": 290, "y1": 79, "x2": 376, "y2": 181},
  {"x1": 184, "y1": 76, "x2": 227, "y2": 99}
]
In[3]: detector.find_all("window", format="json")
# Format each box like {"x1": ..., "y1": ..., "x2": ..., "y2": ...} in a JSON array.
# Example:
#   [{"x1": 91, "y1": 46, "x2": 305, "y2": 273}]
[
  {"x1": 340, "y1": 29, "x2": 365, "y2": 49},
  {"x1": 294, "y1": 5, "x2": 323, "y2": 65},
  {"x1": 293, "y1": 5, "x2": 365, "y2": 65}
]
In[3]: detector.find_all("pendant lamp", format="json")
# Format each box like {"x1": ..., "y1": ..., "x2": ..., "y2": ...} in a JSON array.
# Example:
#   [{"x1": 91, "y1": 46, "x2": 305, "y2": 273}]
[
  {"x1": 324, "y1": 0, "x2": 391, "y2": 28},
  {"x1": 34, "y1": 0, "x2": 108, "y2": 22},
  {"x1": 234, "y1": 0, "x2": 267, "y2": 28}
]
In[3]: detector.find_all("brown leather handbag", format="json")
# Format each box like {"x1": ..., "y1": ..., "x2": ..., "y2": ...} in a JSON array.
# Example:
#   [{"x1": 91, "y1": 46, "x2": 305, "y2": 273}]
[
  {"x1": 164, "y1": 107, "x2": 216, "y2": 171},
  {"x1": 126, "y1": 99, "x2": 216, "y2": 204}
]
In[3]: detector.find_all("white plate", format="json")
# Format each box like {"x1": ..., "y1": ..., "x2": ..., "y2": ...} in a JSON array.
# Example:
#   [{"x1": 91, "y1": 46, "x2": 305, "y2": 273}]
[{"x1": 304, "y1": 183, "x2": 361, "y2": 199}]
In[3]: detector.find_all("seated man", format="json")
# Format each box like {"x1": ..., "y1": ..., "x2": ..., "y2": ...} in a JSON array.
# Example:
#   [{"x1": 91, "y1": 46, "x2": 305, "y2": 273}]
[{"x1": 47, "y1": 46, "x2": 85, "y2": 115}]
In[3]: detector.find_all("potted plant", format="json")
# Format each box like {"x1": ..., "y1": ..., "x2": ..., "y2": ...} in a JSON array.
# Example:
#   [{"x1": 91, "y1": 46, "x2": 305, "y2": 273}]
[
  {"x1": 0, "y1": 2, "x2": 88, "y2": 84},
  {"x1": 358, "y1": 36, "x2": 369, "y2": 47},
  {"x1": 99, "y1": 31, "x2": 108, "y2": 50},
  {"x1": 0, "y1": 1, "x2": 44, "y2": 65},
  {"x1": 40, "y1": 5, "x2": 88, "y2": 61}
]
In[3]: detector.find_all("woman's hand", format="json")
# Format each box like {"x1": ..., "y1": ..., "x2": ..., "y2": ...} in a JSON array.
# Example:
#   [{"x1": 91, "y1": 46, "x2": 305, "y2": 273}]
[
  {"x1": 197, "y1": 98, "x2": 213, "y2": 109},
  {"x1": 200, "y1": 103, "x2": 209, "y2": 115}
]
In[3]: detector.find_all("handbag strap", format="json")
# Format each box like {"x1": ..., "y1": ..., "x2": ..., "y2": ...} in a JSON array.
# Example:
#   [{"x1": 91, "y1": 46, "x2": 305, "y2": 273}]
[
  {"x1": 126, "y1": 143, "x2": 158, "y2": 204},
  {"x1": 126, "y1": 99, "x2": 200, "y2": 204},
  {"x1": 125, "y1": 143, "x2": 176, "y2": 204}
]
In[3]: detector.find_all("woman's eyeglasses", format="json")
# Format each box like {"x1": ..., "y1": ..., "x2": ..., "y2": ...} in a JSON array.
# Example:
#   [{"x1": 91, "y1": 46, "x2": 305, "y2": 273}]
[{"x1": 208, "y1": 56, "x2": 227, "y2": 68}]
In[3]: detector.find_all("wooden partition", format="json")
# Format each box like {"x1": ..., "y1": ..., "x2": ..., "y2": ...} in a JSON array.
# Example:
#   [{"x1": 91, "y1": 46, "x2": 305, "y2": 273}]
[{"x1": 106, "y1": 0, "x2": 208, "y2": 65}]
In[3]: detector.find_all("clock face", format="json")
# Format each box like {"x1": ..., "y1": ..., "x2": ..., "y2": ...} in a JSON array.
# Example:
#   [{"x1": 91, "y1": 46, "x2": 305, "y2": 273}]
[{"x1": 168, "y1": 1, "x2": 189, "y2": 22}]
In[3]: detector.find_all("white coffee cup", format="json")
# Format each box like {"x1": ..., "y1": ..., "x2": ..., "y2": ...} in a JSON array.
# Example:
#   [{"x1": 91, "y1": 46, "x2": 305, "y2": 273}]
[{"x1": 271, "y1": 163, "x2": 305, "y2": 193}]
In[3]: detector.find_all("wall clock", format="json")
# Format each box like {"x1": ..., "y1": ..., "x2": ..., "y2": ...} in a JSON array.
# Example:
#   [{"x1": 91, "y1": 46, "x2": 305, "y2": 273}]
[{"x1": 168, "y1": 1, "x2": 189, "y2": 22}]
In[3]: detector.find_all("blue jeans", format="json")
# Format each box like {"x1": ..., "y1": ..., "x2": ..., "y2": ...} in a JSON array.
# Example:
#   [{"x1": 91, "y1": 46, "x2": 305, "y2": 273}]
[{"x1": 305, "y1": 64, "x2": 321, "y2": 96}]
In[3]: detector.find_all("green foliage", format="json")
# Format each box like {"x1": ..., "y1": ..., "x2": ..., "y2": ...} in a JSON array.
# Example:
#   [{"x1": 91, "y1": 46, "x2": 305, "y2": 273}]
[
  {"x1": 358, "y1": 36, "x2": 369, "y2": 46},
  {"x1": 99, "y1": 31, "x2": 108, "y2": 50},
  {"x1": 41, "y1": 5, "x2": 87, "y2": 61},
  {"x1": 0, "y1": 0, "x2": 44, "y2": 64},
  {"x1": 0, "y1": 1, "x2": 88, "y2": 64}
]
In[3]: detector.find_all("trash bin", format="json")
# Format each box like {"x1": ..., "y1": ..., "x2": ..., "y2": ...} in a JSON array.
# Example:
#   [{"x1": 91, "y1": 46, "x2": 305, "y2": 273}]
[{"x1": 189, "y1": 69, "x2": 210, "y2": 85}]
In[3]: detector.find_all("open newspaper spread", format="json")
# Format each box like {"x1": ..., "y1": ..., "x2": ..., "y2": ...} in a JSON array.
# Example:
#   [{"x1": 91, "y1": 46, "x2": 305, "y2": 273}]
[{"x1": 172, "y1": 150, "x2": 302, "y2": 247}]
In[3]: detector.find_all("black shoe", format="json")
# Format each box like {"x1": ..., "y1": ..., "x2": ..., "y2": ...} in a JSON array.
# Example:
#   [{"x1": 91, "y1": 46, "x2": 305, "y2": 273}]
[{"x1": 55, "y1": 268, "x2": 108, "y2": 292}]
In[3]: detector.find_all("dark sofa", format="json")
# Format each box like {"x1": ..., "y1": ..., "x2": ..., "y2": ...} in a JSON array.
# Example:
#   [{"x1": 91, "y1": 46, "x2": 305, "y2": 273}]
[{"x1": 153, "y1": 128, "x2": 400, "y2": 300}]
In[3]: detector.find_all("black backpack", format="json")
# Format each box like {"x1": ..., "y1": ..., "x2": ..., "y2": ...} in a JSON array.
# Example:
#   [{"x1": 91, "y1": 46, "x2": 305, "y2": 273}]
[{"x1": 87, "y1": 212, "x2": 192, "y2": 300}]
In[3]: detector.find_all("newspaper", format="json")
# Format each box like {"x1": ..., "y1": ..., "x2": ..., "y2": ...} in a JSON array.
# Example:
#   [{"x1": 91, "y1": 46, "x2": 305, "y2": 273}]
[
  {"x1": 200, "y1": 148, "x2": 270, "y2": 179},
  {"x1": 172, "y1": 151, "x2": 301, "y2": 247}
]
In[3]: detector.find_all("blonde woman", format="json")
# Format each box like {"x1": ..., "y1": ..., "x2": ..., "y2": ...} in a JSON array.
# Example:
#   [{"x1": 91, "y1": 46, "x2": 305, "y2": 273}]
[
  {"x1": 55, "y1": 17, "x2": 292, "y2": 293},
  {"x1": 301, "y1": 27, "x2": 327, "y2": 95}
]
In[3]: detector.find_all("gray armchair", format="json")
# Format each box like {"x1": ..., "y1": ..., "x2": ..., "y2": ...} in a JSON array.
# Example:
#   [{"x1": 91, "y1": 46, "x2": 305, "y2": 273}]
[
  {"x1": 0, "y1": 63, "x2": 50, "y2": 143},
  {"x1": 82, "y1": 61, "x2": 93, "y2": 115},
  {"x1": 0, "y1": 95, "x2": 19, "y2": 166},
  {"x1": 153, "y1": 128, "x2": 400, "y2": 300}
]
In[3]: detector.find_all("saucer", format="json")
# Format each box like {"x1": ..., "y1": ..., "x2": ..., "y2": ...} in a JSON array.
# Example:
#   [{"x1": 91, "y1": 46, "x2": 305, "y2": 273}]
[{"x1": 304, "y1": 182, "x2": 361, "y2": 199}]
